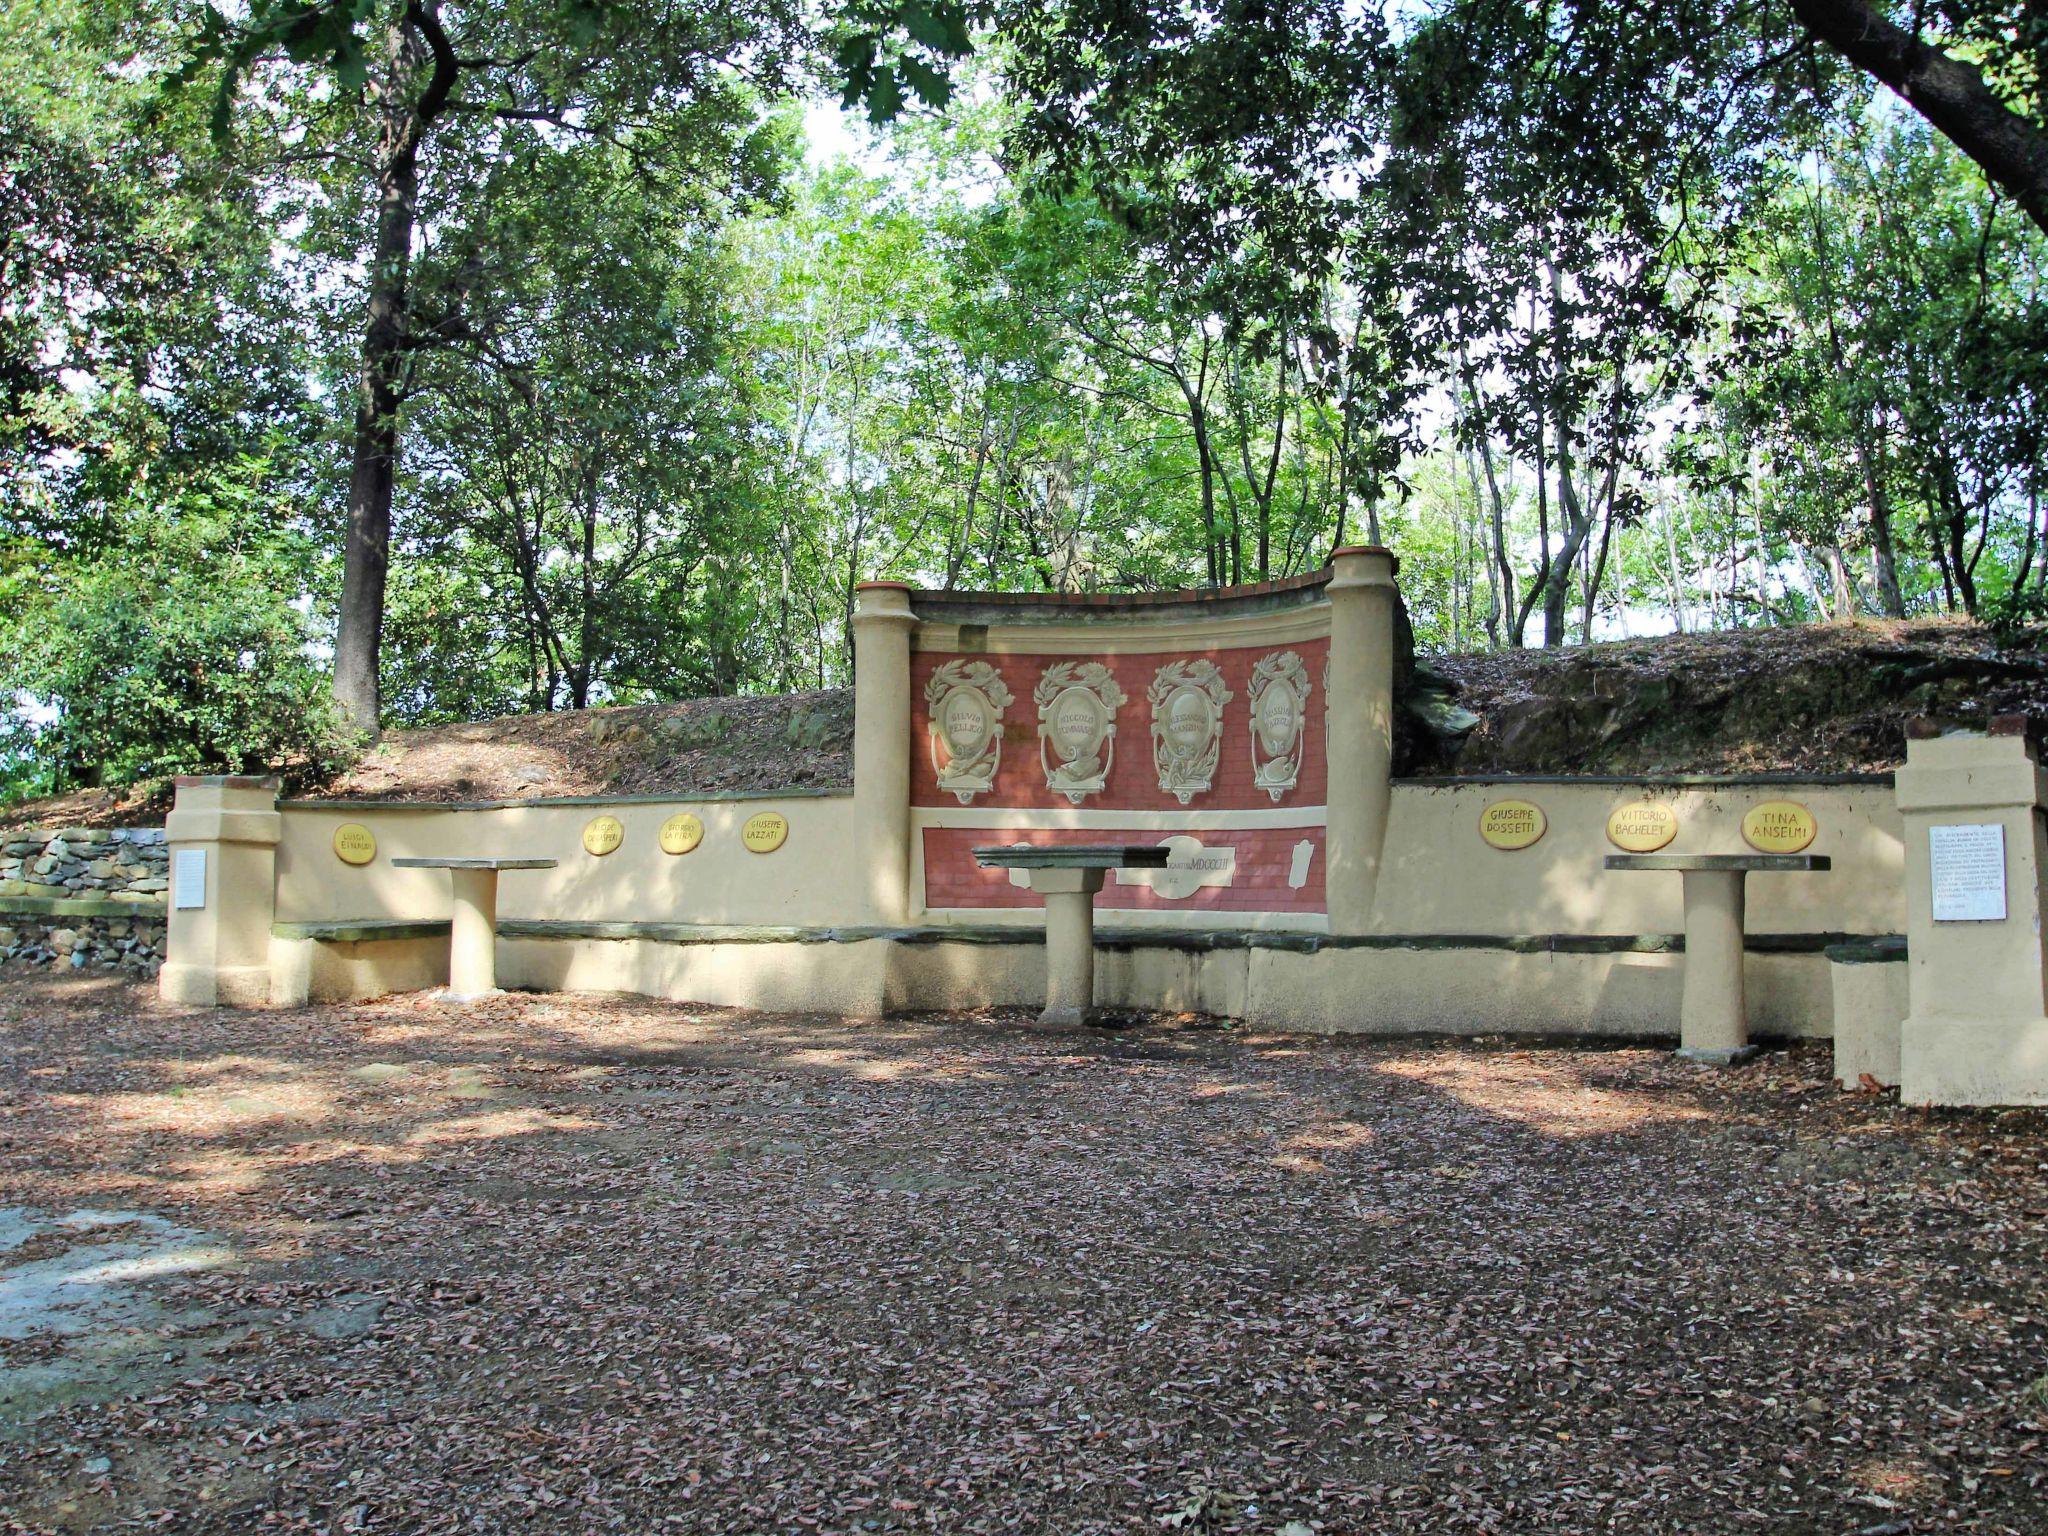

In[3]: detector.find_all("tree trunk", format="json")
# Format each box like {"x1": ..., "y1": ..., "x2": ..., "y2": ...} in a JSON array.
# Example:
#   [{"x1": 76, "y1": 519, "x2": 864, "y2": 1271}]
[{"x1": 331, "y1": 3, "x2": 459, "y2": 738}]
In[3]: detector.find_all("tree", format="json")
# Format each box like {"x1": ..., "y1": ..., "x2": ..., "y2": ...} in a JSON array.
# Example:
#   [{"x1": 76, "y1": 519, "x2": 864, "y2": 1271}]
[
  {"x1": 0, "y1": 465, "x2": 350, "y2": 794},
  {"x1": 399, "y1": 136, "x2": 781, "y2": 713}
]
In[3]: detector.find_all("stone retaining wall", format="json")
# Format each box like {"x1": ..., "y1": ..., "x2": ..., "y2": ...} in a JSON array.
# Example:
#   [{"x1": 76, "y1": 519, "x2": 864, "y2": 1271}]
[{"x1": 0, "y1": 827, "x2": 168, "y2": 975}]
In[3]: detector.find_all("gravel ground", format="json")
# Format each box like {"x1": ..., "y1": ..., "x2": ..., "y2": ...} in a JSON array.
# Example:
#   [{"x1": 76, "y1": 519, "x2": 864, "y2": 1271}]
[{"x1": 1, "y1": 973, "x2": 2045, "y2": 1535}]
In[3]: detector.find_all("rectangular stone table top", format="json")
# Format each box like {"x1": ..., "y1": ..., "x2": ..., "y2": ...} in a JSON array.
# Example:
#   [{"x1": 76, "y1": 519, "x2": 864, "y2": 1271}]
[
  {"x1": 390, "y1": 857, "x2": 560, "y2": 871},
  {"x1": 1605, "y1": 854, "x2": 1831, "y2": 873},
  {"x1": 973, "y1": 844, "x2": 1172, "y2": 871}
]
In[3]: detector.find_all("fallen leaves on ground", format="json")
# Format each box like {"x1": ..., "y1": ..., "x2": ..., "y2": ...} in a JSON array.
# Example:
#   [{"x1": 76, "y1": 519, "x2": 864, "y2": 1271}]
[{"x1": 0, "y1": 973, "x2": 2044, "y2": 1534}]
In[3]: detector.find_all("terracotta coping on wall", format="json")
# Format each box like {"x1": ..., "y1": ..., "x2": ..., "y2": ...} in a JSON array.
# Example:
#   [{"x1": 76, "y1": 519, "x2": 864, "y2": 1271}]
[
  {"x1": 854, "y1": 580, "x2": 916, "y2": 592},
  {"x1": 914, "y1": 569, "x2": 1330, "y2": 608},
  {"x1": 905, "y1": 569, "x2": 1344, "y2": 627}
]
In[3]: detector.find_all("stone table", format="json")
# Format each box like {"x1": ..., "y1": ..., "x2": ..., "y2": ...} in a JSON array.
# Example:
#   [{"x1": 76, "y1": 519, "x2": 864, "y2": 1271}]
[
  {"x1": 973, "y1": 844, "x2": 1173, "y2": 1029},
  {"x1": 1605, "y1": 853, "x2": 1831, "y2": 1064},
  {"x1": 390, "y1": 857, "x2": 559, "y2": 998}
]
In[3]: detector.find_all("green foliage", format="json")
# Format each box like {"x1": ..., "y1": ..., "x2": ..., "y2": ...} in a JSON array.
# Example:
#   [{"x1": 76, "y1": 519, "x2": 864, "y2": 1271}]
[
  {"x1": 6, "y1": 0, "x2": 2048, "y2": 811},
  {"x1": 0, "y1": 471, "x2": 352, "y2": 795}
]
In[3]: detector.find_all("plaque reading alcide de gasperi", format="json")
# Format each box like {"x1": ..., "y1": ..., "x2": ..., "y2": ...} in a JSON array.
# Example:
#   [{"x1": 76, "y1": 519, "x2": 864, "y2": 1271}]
[{"x1": 582, "y1": 815, "x2": 625, "y2": 856}]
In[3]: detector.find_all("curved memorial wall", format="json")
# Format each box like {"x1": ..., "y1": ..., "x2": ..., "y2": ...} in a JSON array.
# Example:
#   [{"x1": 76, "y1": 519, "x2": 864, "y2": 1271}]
[{"x1": 162, "y1": 551, "x2": 1922, "y2": 1054}]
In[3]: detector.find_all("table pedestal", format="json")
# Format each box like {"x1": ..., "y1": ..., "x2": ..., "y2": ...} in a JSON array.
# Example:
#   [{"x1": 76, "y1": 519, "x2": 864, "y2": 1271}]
[
  {"x1": 1029, "y1": 867, "x2": 1108, "y2": 1029},
  {"x1": 1606, "y1": 853, "x2": 1829, "y2": 1067},
  {"x1": 448, "y1": 867, "x2": 501, "y2": 998},
  {"x1": 1678, "y1": 869, "x2": 1753, "y2": 1065}
]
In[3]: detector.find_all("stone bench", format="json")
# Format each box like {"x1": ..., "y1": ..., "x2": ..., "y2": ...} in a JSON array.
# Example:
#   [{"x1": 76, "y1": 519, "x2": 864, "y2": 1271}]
[
  {"x1": 390, "y1": 857, "x2": 558, "y2": 998},
  {"x1": 1605, "y1": 853, "x2": 1831, "y2": 1064},
  {"x1": 972, "y1": 844, "x2": 1171, "y2": 1029}
]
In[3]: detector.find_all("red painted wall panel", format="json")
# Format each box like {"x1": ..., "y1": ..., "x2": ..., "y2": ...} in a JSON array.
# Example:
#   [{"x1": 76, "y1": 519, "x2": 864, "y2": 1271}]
[
  {"x1": 921, "y1": 826, "x2": 1327, "y2": 915},
  {"x1": 910, "y1": 639, "x2": 1329, "y2": 812}
]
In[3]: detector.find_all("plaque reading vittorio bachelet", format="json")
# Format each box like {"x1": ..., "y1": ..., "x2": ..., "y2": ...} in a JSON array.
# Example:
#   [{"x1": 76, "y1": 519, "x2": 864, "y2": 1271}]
[{"x1": 1930, "y1": 822, "x2": 2006, "y2": 922}]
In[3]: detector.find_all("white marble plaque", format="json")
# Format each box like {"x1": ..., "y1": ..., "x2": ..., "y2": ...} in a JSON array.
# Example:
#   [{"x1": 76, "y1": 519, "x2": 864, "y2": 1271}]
[
  {"x1": 1930, "y1": 823, "x2": 2006, "y2": 922},
  {"x1": 1113, "y1": 836, "x2": 1237, "y2": 900},
  {"x1": 173, "y1": 848, "x2": 207, "y2": 910}
]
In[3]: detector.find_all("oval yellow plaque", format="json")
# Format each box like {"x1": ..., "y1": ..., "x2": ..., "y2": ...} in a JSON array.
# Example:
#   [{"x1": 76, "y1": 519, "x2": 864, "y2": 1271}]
[
  {"x1": 1607, "y1": 801, "x2": 1679, "y2": 853},
  {"x1": 1742, "y1": 801, "x2": 1817, "y2": 854},
  {"x1": 659, "y1": 812, "x2": 704, "y2": 856},
  {"x1": 332, "y1": 823, "x2": 377, "y2": 866},
  {"x1": 582, "y1": 814, "x2": 625, "y2": 857},
  {"x1": 1478, "y1": 799, "x2": 1546, "y2": 851},
  {"x1": 742, "y1": 811, "x2": 789, "y2": 854}
]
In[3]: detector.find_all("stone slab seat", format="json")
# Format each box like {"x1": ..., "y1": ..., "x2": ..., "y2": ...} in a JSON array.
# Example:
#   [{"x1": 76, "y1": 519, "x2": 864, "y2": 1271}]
[
  {"x1": 972, "y1": 844, "x2": 1173, "y2": 1029},
  {"x1": 388, "y1": 856, "x2": 560, "y2": 998},
  {"x1": 1605, "y1": 852, "x2": 1832, "y2": 1064}
]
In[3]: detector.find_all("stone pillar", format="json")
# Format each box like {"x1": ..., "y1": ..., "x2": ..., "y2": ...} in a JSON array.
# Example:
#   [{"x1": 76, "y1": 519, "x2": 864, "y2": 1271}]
[
  {"x1": 1895, "y1": 724, "x2": 2048, "y2": 1105},
  {"x1": 1034, "y1": 867, "x2": 1107, "y2": 1028},
  {"x1": 1323, "y1": 546, "x2": 1399, "y2": 935},
  {"x1": 160, "y1": 775, "x2": 282, "y2": 1008},
  {"x1": 851, "y1": 581, "x2": 918, "y2": 925},
  {"x1": 448, "y1": 868, "x2": 500, "y2": 998},
  {"x1": 1678, "y1": 869, "x2": 1751, "y2": 1063}
]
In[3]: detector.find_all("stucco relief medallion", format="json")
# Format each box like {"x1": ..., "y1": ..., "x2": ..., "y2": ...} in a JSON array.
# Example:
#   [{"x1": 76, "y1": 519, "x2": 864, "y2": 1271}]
[
  {"x1": 926, "y1": 660, "x2": 1013, "y2": 804},
  {"x1": 1249, "y1": 650, "x2": 1312, "y2": 801},
  {"x1": 1036, "y1": 661, "x2": 1127, "y2": 805},
  {"x1": 1149, "y1": 660, "x2": 1233, "y2": 805}
]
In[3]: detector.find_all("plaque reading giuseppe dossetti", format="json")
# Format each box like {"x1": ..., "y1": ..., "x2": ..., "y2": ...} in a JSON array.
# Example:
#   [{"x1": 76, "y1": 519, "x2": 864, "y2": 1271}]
[
  {"x1": 1479, "y1": 799, "x2": 1547, "y2": 850},
  {"x1": 582, "y1": 814, "x2": 625, "y2": 857},
  {"x1": 1742, "y1": 801, "x2": 1817, "y2": 854},
  {"x1": 1606, "y1": 801, "x2": 1678, "y2": 853},
  {"x1": 332, "y1": 823, "x2": 378, "y2": 866},
  {"x1": 659, "y1": 812, "x2": 704, "y2": 855},
  {"x1": 742, "y1": 811, "x2": 789, "y2": 854}
]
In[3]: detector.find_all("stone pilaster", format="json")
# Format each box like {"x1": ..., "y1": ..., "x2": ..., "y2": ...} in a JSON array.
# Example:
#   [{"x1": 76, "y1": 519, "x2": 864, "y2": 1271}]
[
  {"x1": 851, "y1": 582, "x2": 918, "y2": 925},
  {"x1": 1323, "y1": 546, "x2": 1398, "y2": 935},
  {"x1": 159, "y1": 776, "x2": 282, "y2": 1007},
  {"x1": 1895, "y1": 726, "x2": 2048, "y2": 1105}
]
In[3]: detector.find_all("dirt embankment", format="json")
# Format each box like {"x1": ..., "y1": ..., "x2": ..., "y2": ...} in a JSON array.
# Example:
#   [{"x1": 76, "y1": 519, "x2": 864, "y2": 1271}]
[
  {"x1": 1412, "y1": 617, "x2": 2048, "y2": 777},
  {"x1": 8, "y1": 618, "x2": 2047, "y2": 830}
]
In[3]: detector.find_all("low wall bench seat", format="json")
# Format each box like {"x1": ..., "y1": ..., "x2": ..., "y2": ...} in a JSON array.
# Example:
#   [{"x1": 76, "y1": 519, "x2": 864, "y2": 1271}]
[
  {"x1": 1605, "y1": 853, "x2": 1832, "y2": 1065},
  {"x1": 388, "y1": 857, "x2": 559, "y2": 999},
  {"x1": 973, "y1": 844, "x2": 1172, "y2": 1030}
]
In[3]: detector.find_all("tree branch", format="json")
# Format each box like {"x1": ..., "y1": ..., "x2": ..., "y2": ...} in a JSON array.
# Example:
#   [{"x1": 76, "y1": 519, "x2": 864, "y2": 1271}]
[{"x1": 1788, "y1": 0, "x2": 2048, "y2": 234}]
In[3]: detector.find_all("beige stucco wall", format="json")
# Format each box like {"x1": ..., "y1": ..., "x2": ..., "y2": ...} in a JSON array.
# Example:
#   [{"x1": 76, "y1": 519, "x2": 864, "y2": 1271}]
[
  {"x1": 1832, "y1": 956, "x2": 1908, "y2": 1087},
  {"x1": 1376, "y1": 780, "x2": 1903, "y2": 936},
  {"x1": 504, "y1": 931, "x2": 1827, "y2": 1039},
  {"x1": 499, "y1": 933, "x2": 892, "y2": 1016},
  {"x1": 271, "y1": 930, "x2": 451, "y2": 1008},
  {"x1": 274, "y1": 794, "x2": 865, "y2": 929}
]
